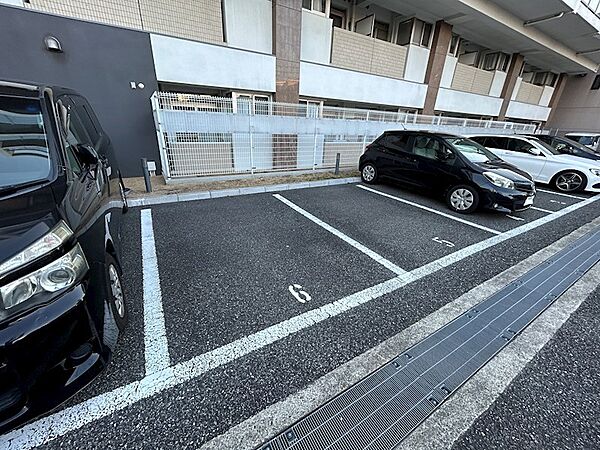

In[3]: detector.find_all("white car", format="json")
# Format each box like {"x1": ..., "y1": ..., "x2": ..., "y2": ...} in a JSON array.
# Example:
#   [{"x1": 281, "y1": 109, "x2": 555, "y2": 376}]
[{"x1": 468, "y1": 134, "x2": 600, "y2": 193}]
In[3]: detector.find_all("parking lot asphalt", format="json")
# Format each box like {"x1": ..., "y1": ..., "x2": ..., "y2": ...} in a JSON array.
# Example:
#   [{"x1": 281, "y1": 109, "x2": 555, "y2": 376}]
[{"x1": 3, "y1": 181, "x2": 600, "y2": 450}]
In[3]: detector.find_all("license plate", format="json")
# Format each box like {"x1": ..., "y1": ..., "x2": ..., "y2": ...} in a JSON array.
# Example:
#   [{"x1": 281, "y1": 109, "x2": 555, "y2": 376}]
[{"x1": 524, "y1": 196, "x2": 534, "y2": 206}]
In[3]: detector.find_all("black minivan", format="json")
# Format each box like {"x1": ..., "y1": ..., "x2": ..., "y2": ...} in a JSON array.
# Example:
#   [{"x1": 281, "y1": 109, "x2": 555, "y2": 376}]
[
  {"x1": 0, "y1": 81, "x2": 128, "y2": 432},
  {"x1": 359, "y1": 131, "x2": 536, "y2": 214}
]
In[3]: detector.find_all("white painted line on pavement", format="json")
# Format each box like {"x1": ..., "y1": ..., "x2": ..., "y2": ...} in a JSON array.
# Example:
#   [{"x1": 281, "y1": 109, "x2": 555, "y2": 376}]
[
  {"x1": 531, "y1": 206, "x2": 554, "y2": 214},
  {"x1": 273, "y1": 193, "x2": 411, "y2": 277},
  {"x1": 505, "y1": 214, "x2": 525, "y2": 221},
  {"x1": 357, "y1": 185, "x2": 502, "y2": 235},
  {"x1": 3, "y1": 192, "x2": 599, "y2": 450},
  {"x1": 536, "y1": 188, "x2": 586, "y2": 200},
  {"x1": 141, "y1": 209, "x2": 170, "y2": 375}
]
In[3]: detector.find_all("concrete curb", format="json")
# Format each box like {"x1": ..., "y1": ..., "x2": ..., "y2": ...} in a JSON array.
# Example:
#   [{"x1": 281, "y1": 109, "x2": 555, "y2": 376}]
[{"x1": 128, "y1": 177, "x2": 361, "y2": 207}]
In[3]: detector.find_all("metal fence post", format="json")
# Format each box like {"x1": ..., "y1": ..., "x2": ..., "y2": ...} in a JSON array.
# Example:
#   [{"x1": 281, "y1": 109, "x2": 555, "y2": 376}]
[
  {"x1": 313, "y1": 126, "x2": 318, "y2": 170},
  {"x1": 362, "y1": 134, "x2": 368, "y2": 154},
  {"x1": 141, "y1": 158, "x2": 152, "y2": 192},
  {"x1": 335, "y1": 153, "x2": 341, "y2": 175},
  {"x1": 249, "y1": 125, "x2": 255, "y2": 175}
]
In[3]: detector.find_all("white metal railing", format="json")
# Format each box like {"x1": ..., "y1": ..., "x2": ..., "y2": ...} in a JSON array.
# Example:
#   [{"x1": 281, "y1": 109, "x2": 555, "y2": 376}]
[{"x1": 152, "y1": 92, "x2": 537, "y2": 180}]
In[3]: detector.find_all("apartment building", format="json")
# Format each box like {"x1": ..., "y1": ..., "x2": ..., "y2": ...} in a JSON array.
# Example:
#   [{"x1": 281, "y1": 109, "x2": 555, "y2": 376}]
[{"x1": 1, "y1": 0, "x2": 600, "y2": 174}]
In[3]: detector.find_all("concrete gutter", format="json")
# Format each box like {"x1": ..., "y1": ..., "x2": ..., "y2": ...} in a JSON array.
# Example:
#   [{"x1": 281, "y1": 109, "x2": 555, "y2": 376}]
[{"x1": 128, "y1": 177, "x2": 361, "y2": 207}]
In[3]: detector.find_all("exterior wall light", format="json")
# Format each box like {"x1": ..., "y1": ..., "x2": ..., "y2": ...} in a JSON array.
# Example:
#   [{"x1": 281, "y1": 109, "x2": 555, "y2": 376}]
[{"x1": 44, "y1": 35, "x2": 63, "y2": 53}]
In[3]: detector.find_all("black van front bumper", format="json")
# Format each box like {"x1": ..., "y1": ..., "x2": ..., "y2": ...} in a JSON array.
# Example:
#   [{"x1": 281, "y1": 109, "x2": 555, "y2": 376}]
[{"x1": 0, "y1": 284, "x2": 107, "y2": 434}]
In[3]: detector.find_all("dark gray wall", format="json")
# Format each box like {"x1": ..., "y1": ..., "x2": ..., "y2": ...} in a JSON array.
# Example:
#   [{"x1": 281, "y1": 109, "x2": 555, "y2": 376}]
[{"x1": 0, "y1": 5, "x2": 160, "y2": 176}]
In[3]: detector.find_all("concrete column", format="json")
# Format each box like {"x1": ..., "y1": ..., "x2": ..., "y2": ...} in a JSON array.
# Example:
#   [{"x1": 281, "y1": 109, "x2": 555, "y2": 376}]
[
  {"x1": 545, "y1": 74, "x2": 568, "y2": 125},
  {"x1": 497, "y1": 54, "x2": 525, "y2": 120},
  {"x1": 422, "y1": 21, "x2": 453, "y2": 116},
  {"x1": 272, "y1": 0, "x2": 302, "y2": 103}
]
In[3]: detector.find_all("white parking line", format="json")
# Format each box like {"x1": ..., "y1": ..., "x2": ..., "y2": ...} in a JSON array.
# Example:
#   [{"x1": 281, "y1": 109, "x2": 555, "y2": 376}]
[
  {"x1": 531, "y1": 206, "x2": 554, "y2": 214},
  {"x1": 357, "y1": 185, "x2": 501, "y2": 235},
  {"x1": 3, "y1": 193, "x2": 599, "y2": 450},
  {"x1": 141, "y1": 209, "x2": 170, "y2": 375},
  {"x1": 536, "y1": 188, "x2": 586, "y2": 200},
  {"x1": 505, "y1": 214, "x2": 525, "y2": 221},
  {"x1": 273, "y1": 193, "x2": 411, "y2": 277}
]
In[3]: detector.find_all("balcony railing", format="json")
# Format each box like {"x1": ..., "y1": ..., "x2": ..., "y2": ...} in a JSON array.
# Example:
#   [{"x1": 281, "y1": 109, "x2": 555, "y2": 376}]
[
  {"x1": 451, "y1": 63, "x2": 494, "y2": 96},
  {"x1": 515, "y1": 81, "x2": 544, "y2": 105},
  {"x1": 24, "y1": 0, "x2": 224, "y2": 44},
  {"x1": 330, "y1": 28, "x2": 407, "y2": 79}
]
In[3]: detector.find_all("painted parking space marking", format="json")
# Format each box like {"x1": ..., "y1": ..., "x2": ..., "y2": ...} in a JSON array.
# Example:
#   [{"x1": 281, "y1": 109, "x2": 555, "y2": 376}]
[
  {"x1": 505, "y1": 214, "x2": 525, "y2": 221},
  {"x1": 432, "y1": 237, "x2": 455, "y2": 248},
  {"x1": 289, "y1": 284, "x2": 311, "y2": 303},
  {"x1": 4, "y1": 192, "x2": 598, "y2": 450},
  {"x1": 536, "y1": 188, "x2": 586, "y2": 200},
  {"x1": 531, "y1": 206, "x2": 554, "y2": 214},
  {"x1": 273, "y1": 193, "x2": 410, "y2": 277},
  {"x1": 357, "y1": 185, "x2": 502, "y2": 235},
  {"x1": 550, "y1": 199, "x2": 567, "y2": 206},
  {"x1": 140, "y1": 209, "x2": 170, "y2": 375}
]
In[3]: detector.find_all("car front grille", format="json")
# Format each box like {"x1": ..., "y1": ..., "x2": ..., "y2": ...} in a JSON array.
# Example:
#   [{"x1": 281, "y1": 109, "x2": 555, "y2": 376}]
[{"x1": 515, "y1": 181, "x2": 535, "y2": 194}]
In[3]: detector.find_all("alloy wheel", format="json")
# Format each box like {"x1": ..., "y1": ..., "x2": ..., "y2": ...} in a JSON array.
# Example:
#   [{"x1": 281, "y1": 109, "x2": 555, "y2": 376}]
[
  {"x1": 555, "y1": 172, "x2": 583, "y2": 192},
  {"x1": 450, "y1": 188, "x2": 474, "y2": 211},
  {"x1": 108, "y1": 264, "x2": 125, "y2": 318},
  {"x1": 362, "y1": 165, "x2": 376, "y2": 182}
]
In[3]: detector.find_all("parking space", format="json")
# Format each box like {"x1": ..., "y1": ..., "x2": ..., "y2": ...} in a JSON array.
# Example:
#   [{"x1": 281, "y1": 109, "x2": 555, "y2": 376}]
[
  {"x1": 2, "y1": 180, "x2": 599, "y2": 450},
  {"x1": 151, "y1": 193, "x2": 395, "y2": 363}
]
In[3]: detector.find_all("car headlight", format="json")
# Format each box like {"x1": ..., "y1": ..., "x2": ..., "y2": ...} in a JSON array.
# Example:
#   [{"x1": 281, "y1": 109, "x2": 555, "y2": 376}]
[
  {"x1": 590, "y1": 168, "x2": 600, "y2": 177},
  {"x1": 0, "y1": 221, "x2": 72, "y2": 278},
  {"x1": 483, "y1": 171, "x2": 515, "y2": 189},
  {"x1": 0, "y1": 244, "x2": 88, "y2": 309}
]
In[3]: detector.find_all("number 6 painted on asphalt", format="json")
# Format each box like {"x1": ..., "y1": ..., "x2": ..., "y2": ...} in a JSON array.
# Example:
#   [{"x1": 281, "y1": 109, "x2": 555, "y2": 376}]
[{"x1": 289, "y1": 284, "x2": 312, "y2": 303}]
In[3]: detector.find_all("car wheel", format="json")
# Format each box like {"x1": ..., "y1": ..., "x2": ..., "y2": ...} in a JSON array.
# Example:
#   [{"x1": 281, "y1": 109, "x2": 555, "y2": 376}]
[
  {"x1": 446, "y1": 185, "x2": 479, "y2": 214},
  {"x1": 361, "y1": 163, "x2": 378, "y2": 184},
  {"x1": 552, "y1": 171, "x2": 586, "y2": 192},
  {"x1": 105, "y1": 254, "x2": 128, "y2": 331}
]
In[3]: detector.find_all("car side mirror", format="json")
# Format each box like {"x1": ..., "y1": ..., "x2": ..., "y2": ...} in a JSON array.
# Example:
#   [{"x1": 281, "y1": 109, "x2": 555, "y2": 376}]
[
  {"x1": 527, "y1": 147, "x2": 542, "y2": 156},
  {"x1": 76, "y1": 144, "x2": 99, "y2": 166}
]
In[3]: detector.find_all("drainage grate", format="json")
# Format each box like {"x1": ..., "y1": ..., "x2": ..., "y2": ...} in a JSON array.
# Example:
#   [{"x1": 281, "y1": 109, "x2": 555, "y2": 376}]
[{"x1": 261, "y1": 228, "x2": 600, "y2": 450}]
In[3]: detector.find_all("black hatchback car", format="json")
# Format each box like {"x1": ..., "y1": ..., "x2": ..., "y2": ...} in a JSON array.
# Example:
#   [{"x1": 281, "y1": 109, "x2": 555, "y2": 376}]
[
  {"x1": 359, "y1": 131, "x2": 536, "y2": 214},
  {"x1": 0, "y1": 81, "x2": 128, "y2": 432}
]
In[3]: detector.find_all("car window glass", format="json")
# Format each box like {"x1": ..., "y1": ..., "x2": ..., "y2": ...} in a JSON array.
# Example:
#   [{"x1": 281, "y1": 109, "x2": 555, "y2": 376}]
[
  {"x1": 382, "y1": 134, "x2": 412, "y2": 154},
  {"x1": 413, "y1": 135, "x2": 444, "y2": 160},
  {"x1": 72, "y1": 95, "x2": 101, "y2": 146},
  {"x1": 485, "y1": 136, "x2": 509, "y2": 149},
  {"x1": 62, "y1": 109, "x2": 91, "y2": 176},
  {"x1": 508, "y1": 139, "x2": 535, "y2": 153}
]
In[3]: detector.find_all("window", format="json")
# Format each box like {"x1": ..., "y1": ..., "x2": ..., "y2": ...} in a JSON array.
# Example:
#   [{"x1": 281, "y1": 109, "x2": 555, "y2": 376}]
[
  {"x1": 478, "y1": 136, "x2": 509, "y2": 149},
  {"x1": 449, "y1": 34, "x2": 461, "y2": 56},
  {"x1": 530, "y1": 71, "x2": 558, "y2": 87},
  {"x1": 591, "y1": 75, "x2": 600, "y2": 90},
  {"x1": 303, "y1": 0, "x2": 325, "y2": 13},
  {"x1": 413, "y1": 135, "x2": 443, "y2": 160},
  {"x1": 412, "y1": 19, "x2": 432, "y2": 47},
  {"x1": 63, "y1": 108, "x2": 91, "y2": 176},
  {"x1": 373, "y1": 21, "x2": 389, "y2": 41},
  {"x1": 330, "y1": 7, "x2": 346, "y2": 28},
  {"x1": 480, "y1": 52, "x2": 510, "y2": 72},
  {"x1": 379, "y1": 133, "x2": 411, "y2": 154},
  {"x1": 396, "y1": 19, "x2": 412, "y2": 46},
  {"x1": 508, "y1": 139, "x2": 535, "y2": 153}
]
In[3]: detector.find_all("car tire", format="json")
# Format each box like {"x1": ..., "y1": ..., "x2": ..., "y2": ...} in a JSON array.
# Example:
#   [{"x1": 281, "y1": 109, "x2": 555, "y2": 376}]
[
  {"x1": 105, "y1": 254, "x2": 128, "y2": 332},
  {"x1": 446, "y1": 185, "x2": 479, "y2": 214},
  {"x1": 361, "y1": 163, "x2": 378, "y2": 184},
  {"x1": 551, "y1": 171, "x2": 587, "y2": 192}
]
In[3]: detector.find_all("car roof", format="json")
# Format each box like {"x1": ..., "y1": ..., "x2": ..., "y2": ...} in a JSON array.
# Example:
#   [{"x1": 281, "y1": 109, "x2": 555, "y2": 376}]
[
  {"x1": 385, "y1": 130, "x2": 460, "y2": 138},
  {"x1": 565, "y1": 132, "x2": 600, "y2": 136},
  {"x1": 0, "y1": 79, "x2": 77, "y2": 99}
]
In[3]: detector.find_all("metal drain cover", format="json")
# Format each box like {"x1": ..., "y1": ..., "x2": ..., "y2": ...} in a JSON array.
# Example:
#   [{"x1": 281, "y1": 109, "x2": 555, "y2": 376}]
[{"x1": 261, "y1": 228, "x2": 600, "y2": 450}]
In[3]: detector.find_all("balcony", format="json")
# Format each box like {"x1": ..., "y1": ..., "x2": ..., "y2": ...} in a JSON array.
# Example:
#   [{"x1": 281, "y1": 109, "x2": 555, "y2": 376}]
[
  {"x1": 514, "y1": 81, "x2": 544, "y2": 105},
  {"x1": 450, "y1": 63, "x2": 494, "y2": 96},
  {"x1": 330, "y1": 28, "x2": 407, "y2": 79}
]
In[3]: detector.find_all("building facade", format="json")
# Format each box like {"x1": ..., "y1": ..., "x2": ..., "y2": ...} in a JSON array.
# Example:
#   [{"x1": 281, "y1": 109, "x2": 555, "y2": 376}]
[{"x1": 2, "y1": 0, "x2": 600, "y2": 174}]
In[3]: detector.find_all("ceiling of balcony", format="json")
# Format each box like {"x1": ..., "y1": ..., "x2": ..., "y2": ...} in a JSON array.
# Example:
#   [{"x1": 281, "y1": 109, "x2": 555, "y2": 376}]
[{"x1": 365, "y1": 0, "x2": 600, "y2": 73}]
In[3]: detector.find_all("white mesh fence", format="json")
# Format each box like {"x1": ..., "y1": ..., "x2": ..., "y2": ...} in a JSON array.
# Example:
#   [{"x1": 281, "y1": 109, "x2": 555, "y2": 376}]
[{"x1": 152, "y1": 92, "x2": 538, "y2": 180}]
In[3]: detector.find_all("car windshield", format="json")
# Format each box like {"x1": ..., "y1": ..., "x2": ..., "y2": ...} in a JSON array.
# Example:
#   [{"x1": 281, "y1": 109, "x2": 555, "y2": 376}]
[
  {"x1": 552, "y1": 137, "x2": 598, "y2": 157},
  {"x1": 570, "y1": 135, "x2": 597, "y2": 146},
  {"x1": 444, "y1": 137, "x2": 501, "y2": 163},
  {"x1": 0, "y1": 95, "x2": 51, "y2": 191}
]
